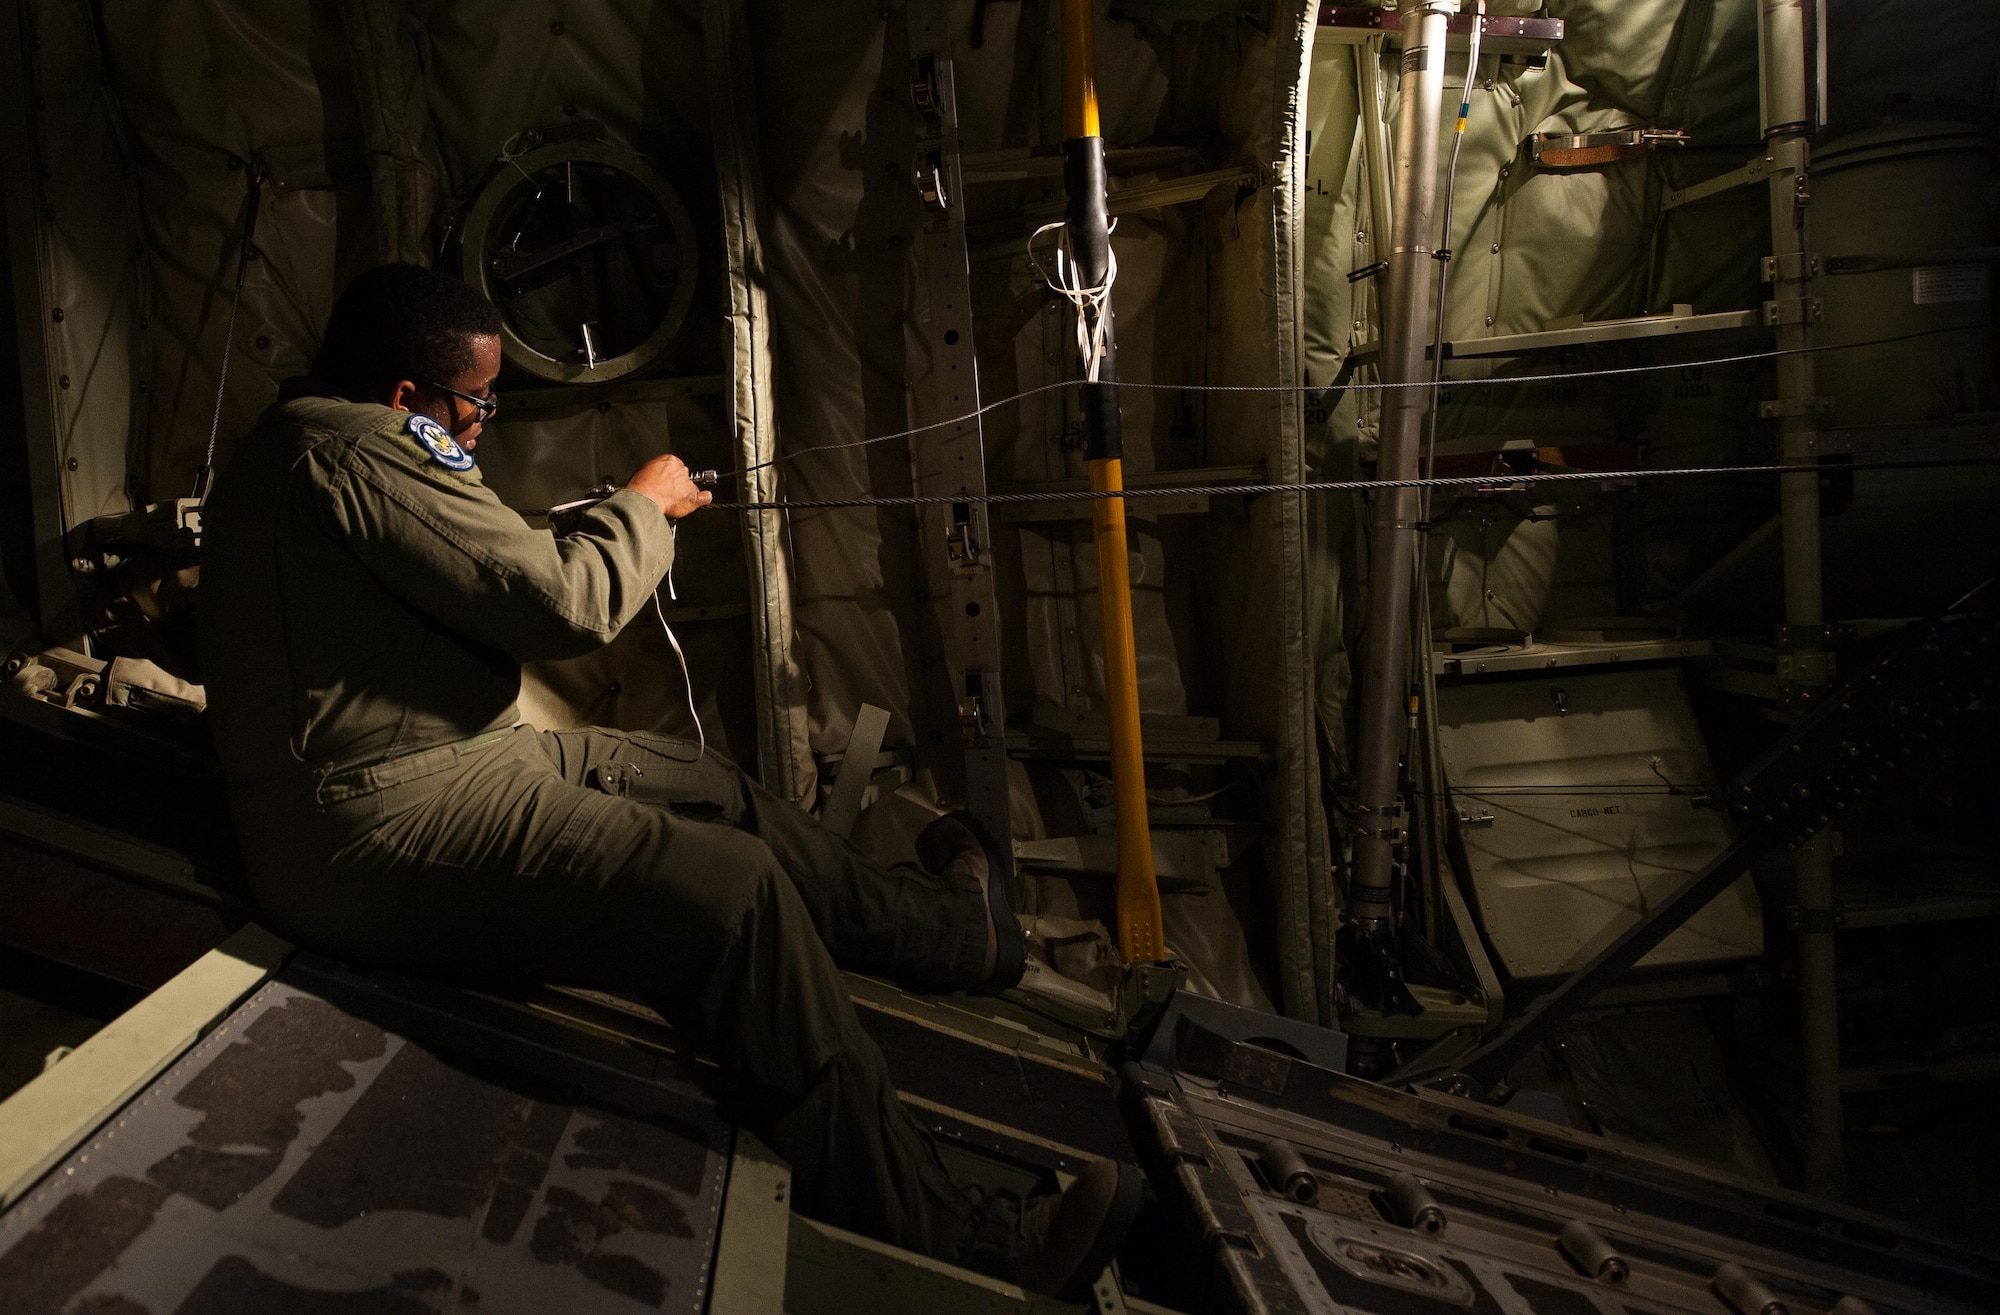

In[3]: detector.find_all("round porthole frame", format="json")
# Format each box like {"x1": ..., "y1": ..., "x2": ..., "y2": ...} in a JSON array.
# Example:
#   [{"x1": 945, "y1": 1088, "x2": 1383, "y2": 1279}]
[{"x1": 460, "y1": 136, "x2": 699, "y2": 386}]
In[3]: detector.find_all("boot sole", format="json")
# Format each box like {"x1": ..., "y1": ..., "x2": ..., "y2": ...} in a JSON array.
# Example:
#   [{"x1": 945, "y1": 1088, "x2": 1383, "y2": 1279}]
[
  {"x1": 941, "y1": 809, "x2": 1026, "y2": 992},
  {"x1": 1052, "y1": 1162, "x2": 1147, "y2": 1302}
]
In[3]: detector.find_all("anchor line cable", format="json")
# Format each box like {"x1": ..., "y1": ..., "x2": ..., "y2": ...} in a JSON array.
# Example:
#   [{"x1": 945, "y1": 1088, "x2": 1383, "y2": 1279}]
[
  {"x1": 701, "y1": 455, "x2": 2000, "y2": 513},
  {"x1": 714, "y1": 321, "x2": 1989, "y2": 482}
]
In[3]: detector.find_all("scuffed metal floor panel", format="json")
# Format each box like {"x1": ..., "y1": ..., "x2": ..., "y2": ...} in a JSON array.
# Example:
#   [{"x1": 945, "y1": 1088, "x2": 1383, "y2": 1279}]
[{"x1": 0, "y1": 978, "x2": 731, "y2": 1315}]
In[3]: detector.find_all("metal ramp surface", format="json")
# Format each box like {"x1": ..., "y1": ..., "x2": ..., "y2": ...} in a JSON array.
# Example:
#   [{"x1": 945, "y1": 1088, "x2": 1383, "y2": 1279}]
[{"x1": 0, "y1": 974, "x2": 732, "y2": 1315}]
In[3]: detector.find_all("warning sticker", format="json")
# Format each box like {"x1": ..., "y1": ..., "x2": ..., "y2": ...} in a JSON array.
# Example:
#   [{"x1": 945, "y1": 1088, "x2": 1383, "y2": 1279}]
[
  {"x1": 1911, "y1": 264, "x2": 1989, "y2": 306},
  {"x1": 1400, "y1": 45, "x2": 1430, "y2": 75}
]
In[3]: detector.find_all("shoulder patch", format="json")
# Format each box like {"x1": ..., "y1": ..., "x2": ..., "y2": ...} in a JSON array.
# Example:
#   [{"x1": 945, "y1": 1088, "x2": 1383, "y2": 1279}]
[{"x1": 406, "y1": 412, "x2": 475, "y2": 472}]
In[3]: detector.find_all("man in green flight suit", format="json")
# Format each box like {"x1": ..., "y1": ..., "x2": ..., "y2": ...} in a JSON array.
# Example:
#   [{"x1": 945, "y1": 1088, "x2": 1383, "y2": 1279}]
[{"x1": 199, "y1": 263, "x2": 1138, "y2": 1296}]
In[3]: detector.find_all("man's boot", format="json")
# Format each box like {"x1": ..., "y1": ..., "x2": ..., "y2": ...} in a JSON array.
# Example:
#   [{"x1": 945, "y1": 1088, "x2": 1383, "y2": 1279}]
[
  {"x1": 958, "y1": 1160, "x2": 1148, "y2": 1298},
  {"x1": 915, "y1": 810, "x2": 1025, "y2": 988}
]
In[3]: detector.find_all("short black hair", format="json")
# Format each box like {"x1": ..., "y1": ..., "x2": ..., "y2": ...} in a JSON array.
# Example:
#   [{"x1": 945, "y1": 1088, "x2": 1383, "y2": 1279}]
[{"x1": 312, "y1": 262, "x2": 503, "y2": 402}]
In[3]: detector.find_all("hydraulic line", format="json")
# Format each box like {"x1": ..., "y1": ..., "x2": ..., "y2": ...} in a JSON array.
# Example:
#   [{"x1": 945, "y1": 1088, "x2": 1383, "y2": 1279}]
[
  {"x1": 1060, "y1": 0, "x2": 1163, "y2": 963},
  {"x1": 1421, "y1": 0, "x2": 1483, "y2": 487}
]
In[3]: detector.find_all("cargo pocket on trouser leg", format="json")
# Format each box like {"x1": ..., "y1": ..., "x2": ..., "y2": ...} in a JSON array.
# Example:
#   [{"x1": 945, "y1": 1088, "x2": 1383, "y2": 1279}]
[{"x1": 586, "y1": 755, "x2": 740, "y2": 824}]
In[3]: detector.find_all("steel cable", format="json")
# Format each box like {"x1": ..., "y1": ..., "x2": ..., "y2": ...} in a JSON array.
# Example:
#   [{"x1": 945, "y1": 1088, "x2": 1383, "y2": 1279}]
[
  {"x1": 725, "y1": 321, "x2": 1989, "y2": 480},
  {"x1": 703, "y1": 455, "x2": 2000, "y2": 513}
]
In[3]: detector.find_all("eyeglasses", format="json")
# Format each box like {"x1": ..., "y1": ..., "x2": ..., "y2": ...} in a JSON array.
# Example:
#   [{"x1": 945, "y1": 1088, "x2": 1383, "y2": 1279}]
[{"x1": 424, "y1": 381, "x2": 499, "y2": 426}]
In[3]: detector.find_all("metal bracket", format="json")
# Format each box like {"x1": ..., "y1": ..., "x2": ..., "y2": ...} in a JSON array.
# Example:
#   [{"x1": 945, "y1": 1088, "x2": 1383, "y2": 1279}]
[
  {"x1": 1662, "y1": 138, "x2": 1807, "y2": 211},
  {"x1": 1454, "y1": 806, "x2": 1495, "y2": 830},
  {"x1": 1761, "y1": 251, "x2": 1822, "y2": 282},
  {"x1": 1220, "y1": 1044, "x2": 1292, "y2": 1096},
  {"x1": 1775, "y1": 622, "x2": 1854, "y2": 650},
  {"x1": 1757, "y1": 396, "x2": 1835, "y2": 419},
  {"x1": 1352, "y1": 800, "x2": 1404, "y2": 843},
  {"x1": 1786, "y1": 904, "x2": 1845, "y2": 933},
  {"x1": 1762, "y1": 296, "x2": 1823, "y2": 327},
  {"x1": 1317, "y1": 5, "x2": 1565, "y2": 55},
  {"x1": 1775, "y1": 649, "x2": 1837, "y2": 688}
]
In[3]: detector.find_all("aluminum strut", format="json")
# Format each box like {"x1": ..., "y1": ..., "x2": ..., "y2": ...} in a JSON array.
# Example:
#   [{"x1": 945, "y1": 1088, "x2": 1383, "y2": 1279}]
[
  {"x1": 1059, "y1": 0, "x2": 1163, "y2": 962},
  {"x1": 1758, "y1": 0, "x2": 1841, "y2": 1196},
  {"x1": 903, "y1": 8, "x2": 1014, "y2": 866},
  {"x1": 1341, "y1": 0, "x2": 1456, "y2": 1014}
]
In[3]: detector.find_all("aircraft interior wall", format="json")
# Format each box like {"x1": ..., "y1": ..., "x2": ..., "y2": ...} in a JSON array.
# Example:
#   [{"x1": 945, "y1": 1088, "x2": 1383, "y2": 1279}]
[{"x1": 0, "y1": 0, "x2": 1997, "y2": 1093}]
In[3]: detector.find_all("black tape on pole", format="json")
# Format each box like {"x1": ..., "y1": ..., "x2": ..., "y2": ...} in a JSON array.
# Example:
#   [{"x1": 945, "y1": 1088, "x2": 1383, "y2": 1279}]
[{"x1": 1061, "y1": 135, "x2": 1121, "y2": 463}]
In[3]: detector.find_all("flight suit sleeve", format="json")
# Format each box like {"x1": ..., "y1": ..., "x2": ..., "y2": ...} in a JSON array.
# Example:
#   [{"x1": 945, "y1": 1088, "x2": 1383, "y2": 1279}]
[{"x1": 318, "y1": 418, "x2": 677, "y2": 662}]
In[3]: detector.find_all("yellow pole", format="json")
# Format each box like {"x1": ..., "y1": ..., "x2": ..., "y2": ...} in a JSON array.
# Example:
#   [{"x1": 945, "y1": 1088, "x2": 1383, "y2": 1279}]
[
  {"x1": 1062, "y1": 0, "x2": 1163, "y2": 963},
  {"x1": 1091, "y1": 462, "x2": 1163, "y2": 961},
  {"x1": 1061, "y1": 0, "x2": 1101, "y2": 138}
]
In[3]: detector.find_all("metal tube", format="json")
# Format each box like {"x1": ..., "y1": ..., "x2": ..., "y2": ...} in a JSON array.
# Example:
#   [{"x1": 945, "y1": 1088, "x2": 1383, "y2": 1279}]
[
  {"x1": 1350, "y1": 0, "x2": 1455, "y2": 933},
  {"x1": 1061, "y1": 0, "x2": 1162, "y2": 962},
  {"x1": 1760, "y1": 0, "x2": 1842, "y2": 1194},
  {"x1": 1756, "y1": 0, "x2": 1824, "y2": 138},
  {"x1": 1355, "y1": 36, "x2": 1395, "y2": 265}
]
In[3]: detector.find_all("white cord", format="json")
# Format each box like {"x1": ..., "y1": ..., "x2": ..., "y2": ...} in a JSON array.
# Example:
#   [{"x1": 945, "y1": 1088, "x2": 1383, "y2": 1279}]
[
  {"x1": 1028, "y1": 219, "x2": 1119, "y2": 383},
  {"x1": 654, "y1": 524, "x2": 705, "y2": 759}
]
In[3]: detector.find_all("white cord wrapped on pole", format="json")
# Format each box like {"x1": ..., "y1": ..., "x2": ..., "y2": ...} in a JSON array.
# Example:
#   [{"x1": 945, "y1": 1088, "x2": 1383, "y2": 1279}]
[{"x1": 1029, "y1": 219, "x2": 1119, "y2": 383}]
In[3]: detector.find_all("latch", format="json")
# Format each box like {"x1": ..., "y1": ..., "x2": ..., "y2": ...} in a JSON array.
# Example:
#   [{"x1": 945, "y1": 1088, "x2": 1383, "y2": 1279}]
[
  {"x1": 944, "y1": 499, "x2": 988, "y2": 571},
  {"x1": 1762, "y1": 296, "x2": 1823, "y2": 326},
  {"x1": 1531, "y1": 127, "x2": 1687, "y2": 168},
  {"x1": 909, "y1": 52, "x2": 941, "y2": 116},
  {"x1": 912, "y1": 146, "x2": 949, "y2": 212},
  {"x1": 1454, "y1": 806, "x2": 1496, "y2": 830},
  {"x1": 958, "y1": 668, "x2": 993, "y2": 739}
]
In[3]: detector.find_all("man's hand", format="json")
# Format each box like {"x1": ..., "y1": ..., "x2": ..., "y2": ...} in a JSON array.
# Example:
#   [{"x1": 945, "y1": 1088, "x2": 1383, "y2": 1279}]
[{"x1": 625, "y1": 454, "x2": 712, "y2": 520}]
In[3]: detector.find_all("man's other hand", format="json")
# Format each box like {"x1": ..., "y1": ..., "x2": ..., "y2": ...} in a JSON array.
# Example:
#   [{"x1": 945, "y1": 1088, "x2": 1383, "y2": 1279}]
[{"x1": 626, "y1": 454, "x2": 712, "y2": 520}]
